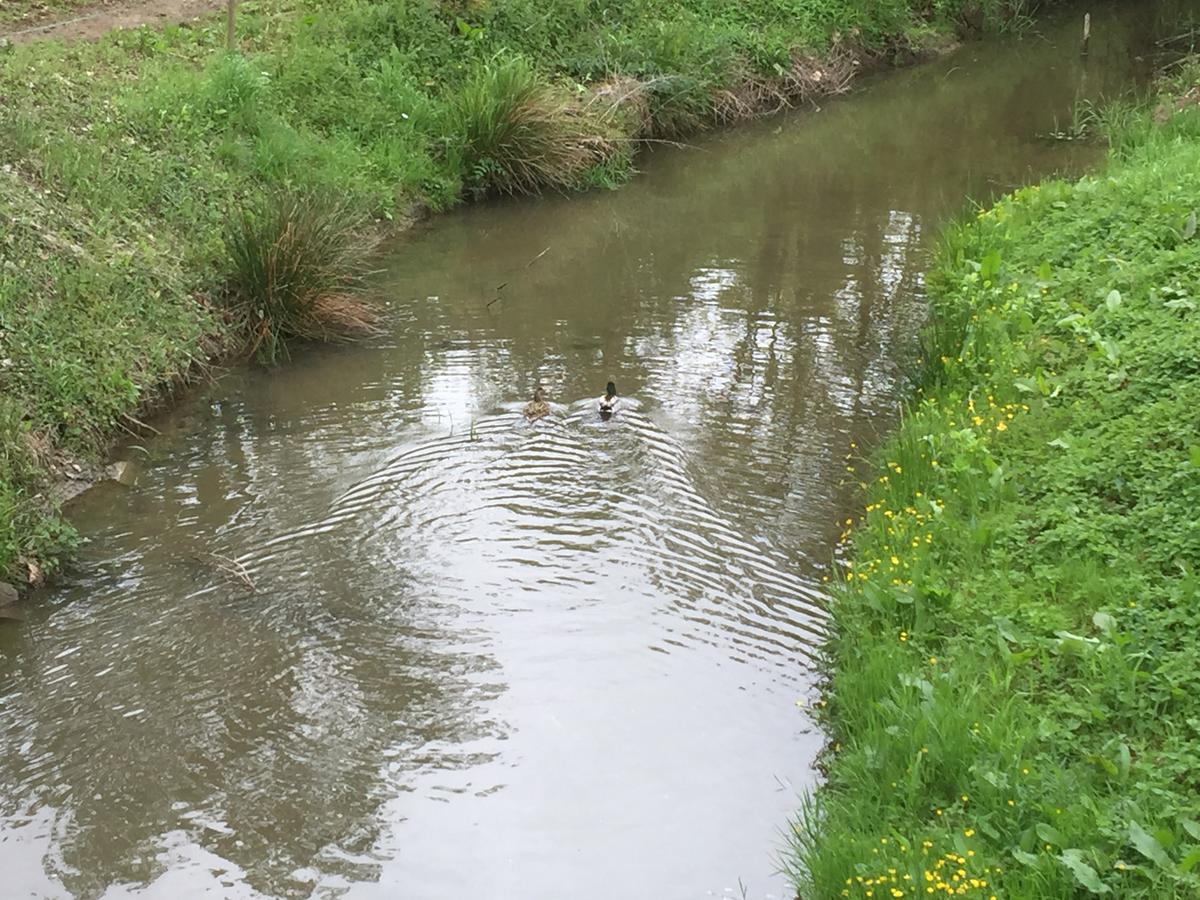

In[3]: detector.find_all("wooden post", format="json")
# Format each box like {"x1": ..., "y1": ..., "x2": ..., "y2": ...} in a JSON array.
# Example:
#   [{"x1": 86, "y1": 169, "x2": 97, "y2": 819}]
[
  {"x1": 1082, "y1": 12, "x2": 1091, "y2": 57},
  {"x1": 226, "y1": 0, "x2": 237, "y2": 51}
]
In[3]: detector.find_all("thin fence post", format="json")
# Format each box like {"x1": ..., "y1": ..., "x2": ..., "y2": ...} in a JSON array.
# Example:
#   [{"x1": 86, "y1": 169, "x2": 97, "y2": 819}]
[{"x1": 227, "y1": 0, "x2": 237, "y2": 51}]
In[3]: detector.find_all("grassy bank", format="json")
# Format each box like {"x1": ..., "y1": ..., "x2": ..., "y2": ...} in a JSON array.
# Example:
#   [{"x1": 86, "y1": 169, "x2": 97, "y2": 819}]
[
  {"x1": 793, "y1": 64, "x2": 1200, "y2": 898},
  {"x1": 0, "y1": 0, "x2": 1034, "y2": 583}
]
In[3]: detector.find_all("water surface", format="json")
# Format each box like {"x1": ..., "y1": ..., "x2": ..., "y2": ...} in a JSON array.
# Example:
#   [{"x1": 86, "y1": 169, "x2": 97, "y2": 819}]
[{"x1": 1, "y1": 4, "x2": 1191, "y2": 898}]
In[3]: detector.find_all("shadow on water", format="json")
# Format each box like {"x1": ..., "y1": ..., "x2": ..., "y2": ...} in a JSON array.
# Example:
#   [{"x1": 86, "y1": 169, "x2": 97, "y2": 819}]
[{"x1": 2, "y1": 3, "x2": 1198, "y2": 898}]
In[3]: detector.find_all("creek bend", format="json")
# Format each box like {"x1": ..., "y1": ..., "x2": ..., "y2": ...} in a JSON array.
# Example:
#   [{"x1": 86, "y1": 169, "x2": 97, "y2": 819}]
[{"x1": 0, "y1": 4, "x2": 1187, "y2": 898}]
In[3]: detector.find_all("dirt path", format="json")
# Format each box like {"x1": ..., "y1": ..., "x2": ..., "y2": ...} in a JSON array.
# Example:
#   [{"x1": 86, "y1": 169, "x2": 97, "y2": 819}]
[{"x1": 1, "y1": 0, "x2": 222, "y2": 44}]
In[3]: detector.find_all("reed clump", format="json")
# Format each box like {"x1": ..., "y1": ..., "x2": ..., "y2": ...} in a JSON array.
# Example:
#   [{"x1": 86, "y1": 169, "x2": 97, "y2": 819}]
[
  {"x1": 223, "y1": 191, "x2": 379, "y2": 364},
  {"x1": 452, "y1": 54, "x2": 613, "y2": 196}
]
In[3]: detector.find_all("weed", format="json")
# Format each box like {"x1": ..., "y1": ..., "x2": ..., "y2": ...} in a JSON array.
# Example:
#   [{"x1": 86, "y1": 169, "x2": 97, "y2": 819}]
[
  {"x1": 450, "y1": 53, "x2": 606, "y2": 195},
  {"x1": 223, "y1": 190, "x2": 379, "y2": 364}
]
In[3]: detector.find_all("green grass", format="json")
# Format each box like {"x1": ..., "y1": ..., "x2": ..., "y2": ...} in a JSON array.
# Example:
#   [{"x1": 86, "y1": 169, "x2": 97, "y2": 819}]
[{"x1": 793, "y1": 65, "x2": 1200, "y2": 900}]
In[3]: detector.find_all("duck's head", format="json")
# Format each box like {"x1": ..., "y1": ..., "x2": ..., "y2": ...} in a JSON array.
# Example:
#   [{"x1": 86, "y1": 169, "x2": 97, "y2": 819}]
[
  {"x1": 605, "y1": 381, "x2": 617, "y2": 399},
  {"x1": 533, "y1": 386, "x2": 547, "y2": 402}
]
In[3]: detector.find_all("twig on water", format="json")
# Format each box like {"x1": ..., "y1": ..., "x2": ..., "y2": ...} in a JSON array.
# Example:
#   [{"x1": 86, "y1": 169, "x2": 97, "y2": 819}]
[
  {"x1": 1157, "y1": 28, "x2": 1200, "y2": 48},
  {"x1": 194, "y1": 552, "x2": 257, "y2": 592},
  {"x1": 486, "y1": 246, "x2": 552, "y2": 308},
  {"x1": 120, "y1": 412, "x2": 162, "y2": 436}
]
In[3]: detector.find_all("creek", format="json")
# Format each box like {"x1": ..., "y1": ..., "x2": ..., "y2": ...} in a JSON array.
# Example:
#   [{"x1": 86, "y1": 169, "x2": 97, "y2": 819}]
[{"x1": 0, "y1": 3, "x2": 1192, "y2": 897}]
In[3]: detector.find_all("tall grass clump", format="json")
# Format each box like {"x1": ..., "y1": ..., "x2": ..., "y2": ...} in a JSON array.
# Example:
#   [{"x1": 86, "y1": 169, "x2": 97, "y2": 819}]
[
  {"x1": 451, "y1": 54, "x2": 609, "y2": 195},
  {"x1": 206, "y1": 52, "x2": 270, "y2": 124},
  {"x1": 223, "y1": 190, "x2": 379, "y2": 364}
]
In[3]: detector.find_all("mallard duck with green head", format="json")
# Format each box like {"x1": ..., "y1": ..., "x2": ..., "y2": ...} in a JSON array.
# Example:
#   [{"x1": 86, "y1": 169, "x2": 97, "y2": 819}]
[{"x1": 599, "y1": 381, "x2": 618, "y2": 417}]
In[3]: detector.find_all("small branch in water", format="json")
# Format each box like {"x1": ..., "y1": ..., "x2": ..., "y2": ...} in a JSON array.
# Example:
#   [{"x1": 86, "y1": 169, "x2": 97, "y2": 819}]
[
  {"x1": 120, "y1": 412, "x2": 162, "y2": 436},
  {"x1": 485, "y1": 246, "x2": 551, "y2": 308},
  {"x1": 605, "y1": 136, "x2": 702, "y2": 151},
  {"x1": 1156, "y1": 28, "x2": 1200, "y2": 49},
  {"x1": 194, "y1": 552, "x2": 256, "y2": 592},
  {"x1": 486, "y1": 285, "x2": 507, "y2": 309}
]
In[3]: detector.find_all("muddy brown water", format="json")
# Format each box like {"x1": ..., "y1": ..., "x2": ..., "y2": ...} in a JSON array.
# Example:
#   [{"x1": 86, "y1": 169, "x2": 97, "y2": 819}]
[{"x1": 2, "y1": 4, "x2": 1195, "y2": 897}]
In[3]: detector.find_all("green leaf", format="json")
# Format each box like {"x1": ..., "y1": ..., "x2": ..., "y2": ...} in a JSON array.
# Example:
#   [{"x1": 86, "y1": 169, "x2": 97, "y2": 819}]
[
  {"x1": 980, "y1": 250, "x2": 1003, "y2": 282},
  {"x1": 1059, "y1": 849, "x2": 1111, "y2": 894},
  {"x1": 1037, "y1": 823, "x2": 1066, "y2": 847},
  {"x1": 1092, "y1": 612, "x2": 1117, "y2": 634},
  {"x1": 1180, "y1": 819, "x2": 1200, "y2": 841},
  {"x1": 953, "y1": 831, "x2": 969, "y2": 857},
  {"x1": 1183, "y1": 211, "x2": 1197, "y2": 241},
  {"x1": 1055, "y1": 630, "x2": 1099, "y2": 655},
  {"x1": 1105, "y1": 289, "x2": 1122, "y2": 311},
  {"x1": 898, "y1": 673, "x2": 933, "y2": 702},
  {"x1": 1181, "y1": 848, "x2": 1200, "y2": 874},
  {"x1": 1090, "y1": 753, "x2": 1118, "y2": 777},
  {"x1": 1129, "y1": 821, "x2": 1173, "y2": 871},
  {"x1": 1012, "y1": 848, "x2": 1040, "y2": 867},
  {"x1": 1189, "y1": 446, "x2": 1200, "y2": 468},
  {"x1": 1117, "y1": 742, "x2": 1131, "y2": 780}
]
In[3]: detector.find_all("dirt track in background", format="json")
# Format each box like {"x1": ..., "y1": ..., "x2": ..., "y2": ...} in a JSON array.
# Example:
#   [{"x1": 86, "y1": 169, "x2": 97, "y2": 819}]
[{"x1": 2, "y1": 0, "x2": 222, "y2": 43}]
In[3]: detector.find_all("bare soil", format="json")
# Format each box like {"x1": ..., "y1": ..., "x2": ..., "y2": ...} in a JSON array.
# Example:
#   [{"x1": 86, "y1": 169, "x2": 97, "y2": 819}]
[{"x1": 1, "y1": 0, "x2": 222, "y2": 44}]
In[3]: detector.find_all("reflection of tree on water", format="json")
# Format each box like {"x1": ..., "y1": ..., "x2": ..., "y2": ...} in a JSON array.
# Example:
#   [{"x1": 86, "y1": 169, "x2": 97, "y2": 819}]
[{"x1": 0, "y1": 494, "x2": 503, "y2": 897}]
